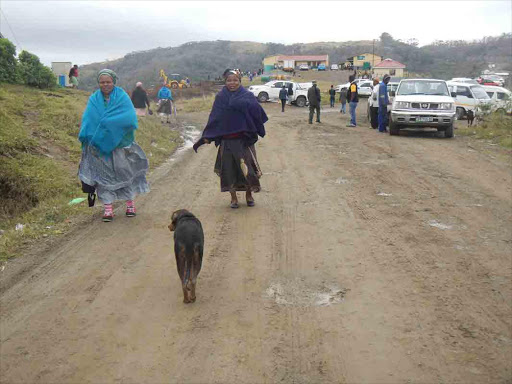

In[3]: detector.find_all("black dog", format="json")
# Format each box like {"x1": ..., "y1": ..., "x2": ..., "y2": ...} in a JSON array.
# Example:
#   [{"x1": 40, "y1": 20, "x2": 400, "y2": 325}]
[
  {"x1": 168, "y1": 209, "x2": 204, "y2": 303},
  {"x1": 467, "y1": 109, "x2": 475, "y2": 126}
]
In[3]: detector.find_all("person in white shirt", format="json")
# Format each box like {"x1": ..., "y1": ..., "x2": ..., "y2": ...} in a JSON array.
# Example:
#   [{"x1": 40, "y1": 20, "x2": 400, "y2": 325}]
[{"x1": 369, "y1": 78, "x2": 380, "y2": 129}]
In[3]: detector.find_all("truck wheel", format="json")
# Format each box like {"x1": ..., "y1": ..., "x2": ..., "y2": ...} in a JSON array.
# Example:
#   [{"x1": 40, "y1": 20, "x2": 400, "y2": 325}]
[
  {"x1": 257, "y1": 92, "x2": 269, "y2": 103},
  {"x1": 171, "y1": 82, "x2": 179, "y2": 89},
  {"x1": 444, "y1": 123, "x2": 454, "y2": 138},
  {"x1": 456, "y1": 107, "x2": 465, "y2": 120},
  {"x1": 389, "y1": 121, "x2": 400, "y2": 136},
  {"x1": 295, "y1": 96, "x2": 306, "y2": 107}
]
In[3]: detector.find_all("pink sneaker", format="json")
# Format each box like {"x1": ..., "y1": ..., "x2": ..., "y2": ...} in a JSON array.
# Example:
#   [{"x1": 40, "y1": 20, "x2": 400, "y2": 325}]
[
  {"x1": 103, "y1": 204, "x2": 114, "y2": 222},
  {"x1": 126, "y1": 205, "x2": 136, "y2": 217}
]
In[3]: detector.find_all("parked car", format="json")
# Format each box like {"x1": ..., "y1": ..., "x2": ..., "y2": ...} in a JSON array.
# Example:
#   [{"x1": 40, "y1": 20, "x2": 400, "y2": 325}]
[
  {"x1": 482, "y1": 85, "x2": 512, "y2": 114},
  {"x1": 248, "y1": 80, "x2": 309, "y2": 107},
  {"x1": 335, "y1": 79, "x2": 373, "y2": 97},
  {"x1": 317, "y1": 64, "x2": 326, "y2": 71},
  {"x1": 299, "y1": 64, "x2": 309, "y2": 71},
  {"x1": 476, "y1": 75, "x2": 504, "y2": 87},
  {"x1": 389, "y1": 79, "x2": 456, "y2": 137},
  {"x1": 446, "y1": 81, "x2": 492, "y2": 119},
  {"x1": 330, "y1": 64, "x2": 339, "y2": 70},
  {"x1": 450, "y1": 78, "x2": 479, "y2": 84}
]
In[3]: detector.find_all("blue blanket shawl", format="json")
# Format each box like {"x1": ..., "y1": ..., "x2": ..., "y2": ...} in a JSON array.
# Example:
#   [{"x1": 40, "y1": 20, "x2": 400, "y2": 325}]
[
  {"x1": 194, "y1": 86, "x2": 267, "y2": 151},
  {"x1": 79, "y1": 87, "x2": 137, "y2": 156}
]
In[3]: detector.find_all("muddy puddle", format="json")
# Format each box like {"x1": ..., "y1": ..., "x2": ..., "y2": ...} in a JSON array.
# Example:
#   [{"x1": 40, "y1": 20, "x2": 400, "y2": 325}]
[{"x1": 265, "y1": 278, "x2": 347, "y2": 307}]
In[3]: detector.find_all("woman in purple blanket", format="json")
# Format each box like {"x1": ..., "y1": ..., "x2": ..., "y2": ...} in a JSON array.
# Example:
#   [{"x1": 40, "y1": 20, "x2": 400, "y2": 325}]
[{"x1": 193, "y1": 69, "x2": 268, "y2": 208}]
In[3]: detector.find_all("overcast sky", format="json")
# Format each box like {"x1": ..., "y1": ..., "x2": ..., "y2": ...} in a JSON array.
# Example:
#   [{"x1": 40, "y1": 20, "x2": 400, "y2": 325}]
[{"x1": 1, "y1": 0, "x2": 511, "y2": 66}]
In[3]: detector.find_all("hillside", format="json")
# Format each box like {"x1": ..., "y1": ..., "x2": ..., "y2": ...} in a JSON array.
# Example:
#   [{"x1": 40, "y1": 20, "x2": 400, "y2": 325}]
[{"x1": 78, "y1": 33, "x2": 512, "y2": 91}]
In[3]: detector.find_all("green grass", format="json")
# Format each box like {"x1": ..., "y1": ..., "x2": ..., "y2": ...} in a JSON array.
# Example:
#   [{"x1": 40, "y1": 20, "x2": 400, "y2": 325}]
[
  {"x1": 0, "y1": 84, "x2": 182, "y2": 261},
  {"x1": 456, "y1": 113, "x2": 512, "y2": 148},
  {"x1": 179, "y1": 94, "x2": 216, "y2": 113}
]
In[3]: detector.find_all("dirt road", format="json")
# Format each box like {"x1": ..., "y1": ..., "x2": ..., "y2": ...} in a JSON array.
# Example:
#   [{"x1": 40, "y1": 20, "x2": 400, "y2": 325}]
[{"x1": 1, "y1": 100, "x2": 511, "y2": 383}]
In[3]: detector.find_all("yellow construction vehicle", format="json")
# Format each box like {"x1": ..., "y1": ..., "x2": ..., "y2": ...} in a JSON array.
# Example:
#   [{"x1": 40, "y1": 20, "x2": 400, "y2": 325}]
[{"x1": 159, "y1": 69, "x2": 190, "y2": 89}]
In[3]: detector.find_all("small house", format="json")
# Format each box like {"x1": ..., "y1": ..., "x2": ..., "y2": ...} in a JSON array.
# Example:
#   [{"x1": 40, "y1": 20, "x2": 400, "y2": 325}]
[
  {"x1": 51, "y1": 62, "x2": 72, "y2": 87},
  {"x1": 373, "y1": 58, "x2": 406, "y2": 78}
]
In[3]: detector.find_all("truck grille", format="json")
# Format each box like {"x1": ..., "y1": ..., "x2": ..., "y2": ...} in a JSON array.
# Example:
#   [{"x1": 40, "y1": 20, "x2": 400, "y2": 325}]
[{"x1": 412, "y1": 103, "x2": 439, "y2": 110}]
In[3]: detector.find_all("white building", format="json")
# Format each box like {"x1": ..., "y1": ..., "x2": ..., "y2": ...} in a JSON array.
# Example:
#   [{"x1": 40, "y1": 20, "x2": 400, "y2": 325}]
[{"x1": 51, "y1": 62, "x2": 72, "y2": 87}]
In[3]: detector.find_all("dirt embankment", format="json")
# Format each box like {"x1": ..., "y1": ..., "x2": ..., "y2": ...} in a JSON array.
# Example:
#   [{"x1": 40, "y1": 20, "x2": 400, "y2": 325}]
[{"x1": 1, "y1": 101, "x2": 511, "y2": 383}]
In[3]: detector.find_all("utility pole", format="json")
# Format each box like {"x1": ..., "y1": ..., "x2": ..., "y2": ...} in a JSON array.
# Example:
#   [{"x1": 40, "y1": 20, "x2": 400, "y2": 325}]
[{"x1": 372, "y1": 39, "x2": 375, "y2": 78}]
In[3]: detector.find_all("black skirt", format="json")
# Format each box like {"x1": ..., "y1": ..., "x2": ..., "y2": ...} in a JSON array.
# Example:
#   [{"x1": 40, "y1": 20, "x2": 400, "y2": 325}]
[{"x1": 214, "y1": 138, "x2": 262, "y2": 192}]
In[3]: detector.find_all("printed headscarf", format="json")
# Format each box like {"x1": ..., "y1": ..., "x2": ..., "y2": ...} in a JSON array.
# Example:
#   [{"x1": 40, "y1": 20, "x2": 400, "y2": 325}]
[
  {"x1": 97, "y1": 69, "x2": 118, "y2": 84},
  {"x1": 223, "y1": 68, "x2": 241, "y2": 80}
]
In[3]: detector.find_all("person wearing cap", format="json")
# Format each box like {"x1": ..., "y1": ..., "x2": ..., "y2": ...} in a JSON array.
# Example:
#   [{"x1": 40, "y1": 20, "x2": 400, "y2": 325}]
[
  {"x1": 78, "y1": 69, "x2": 150, "y2": 222},
  {"x1": 131, "y1": 81, "x2": 151, "y2": 116},
  {"x1": 378, "y1": 74, "x2": 391, "y2": 133},
  {"x1": 307, "y1": 81, "x2": 321, "y2": 124},
  {"x1": 192, "y1": 69, "x2": 267, "y2": 209}
]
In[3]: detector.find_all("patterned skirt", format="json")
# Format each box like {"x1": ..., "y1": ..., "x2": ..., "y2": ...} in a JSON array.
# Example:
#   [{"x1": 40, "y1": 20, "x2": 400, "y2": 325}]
[
  {"x1": 214, "y1": 138, "x2": 262, "y2": 192},
  {"x1": 78, "y1": 143, "x2": 150, "y2": 204}
]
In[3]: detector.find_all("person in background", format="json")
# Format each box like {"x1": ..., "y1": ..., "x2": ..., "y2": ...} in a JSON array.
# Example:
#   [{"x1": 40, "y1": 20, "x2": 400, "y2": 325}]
[
  {"x1": 78, "y1": 69, "x2": 149, "y2": 222},
  {"x1": 192, "y1": 69, "x2": 267, "y2": 209},
  {"x1": 369, "y1": 78, "x2": 380, "y2": 129},
  {"x1": 346, "y1": 75, "x2": 359, "y2": 127},
  {"x1": 339, "y1": 86, "x2": 347, "y2": 114},
  {"x1": 329, "y1": 85, "x2": 336, "y2": 108},
  {"x1": 378, "y1": 74, "x2": 391, "y2": 133},
  {"x1": 307, "y1": 81, "x2": 321, "y2": 124},
  {"x1": 131, "y1": 82, "x2": 150, "y2": 116},
  {"x1": 279, "y1": 84, "x2": 288, "y2": 112},
  {"x1": 157, "y1": 84, "x2": 173, "y2": 124},
  {"x1": 69, "y1": 64, "x2": 79, "y2": 88},
  {"x1": 287, "y1": 82, "x2": 294, "y2": 105}
]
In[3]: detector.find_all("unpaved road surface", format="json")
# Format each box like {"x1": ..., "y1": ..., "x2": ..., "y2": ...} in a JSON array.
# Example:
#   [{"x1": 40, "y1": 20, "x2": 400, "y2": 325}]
[{"x1": 1, "y1": 101, "x2": 511, "y2": 383}]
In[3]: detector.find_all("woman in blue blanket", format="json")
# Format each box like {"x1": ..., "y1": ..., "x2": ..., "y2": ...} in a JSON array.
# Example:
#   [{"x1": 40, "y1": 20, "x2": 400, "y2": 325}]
[
  {"x1": 193, "y1": 69, "x2": 268, "y2": 208},
  {"x1": 78, "y1": 69, "x2": 149, "y2": 222}
]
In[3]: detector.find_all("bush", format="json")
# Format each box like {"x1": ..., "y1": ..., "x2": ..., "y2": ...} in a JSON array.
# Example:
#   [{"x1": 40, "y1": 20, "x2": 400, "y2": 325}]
[
  {"x1": 0, "y1": 38, "x2": 18, "y2": 83},
  {"x1": 18, "y1": 50, "x2": 56, "y2": 89}
]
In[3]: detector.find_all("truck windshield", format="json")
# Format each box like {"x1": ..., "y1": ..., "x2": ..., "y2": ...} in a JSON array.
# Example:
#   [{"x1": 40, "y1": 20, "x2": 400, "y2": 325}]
[
  {"x1": 397, "y1": 81, "x2": 449, "y2": 96},
  {"x1": 470, "y1": 86, "x2": 491, "y2": 100}
]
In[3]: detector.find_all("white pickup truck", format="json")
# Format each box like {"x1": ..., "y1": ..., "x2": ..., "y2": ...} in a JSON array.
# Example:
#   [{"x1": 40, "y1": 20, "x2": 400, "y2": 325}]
[{"x1": 248, "y1": 81, "x2": 309, "y2": 107}]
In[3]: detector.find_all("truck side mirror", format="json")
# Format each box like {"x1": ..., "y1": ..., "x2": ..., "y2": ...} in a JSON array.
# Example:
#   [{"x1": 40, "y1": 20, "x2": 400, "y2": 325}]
[
  {"x1": 451, "y1": 92, "x2": 457, "y2": 98},
  {"x1": 389, "y1": 91, "x2": 396, "y2": 97}
]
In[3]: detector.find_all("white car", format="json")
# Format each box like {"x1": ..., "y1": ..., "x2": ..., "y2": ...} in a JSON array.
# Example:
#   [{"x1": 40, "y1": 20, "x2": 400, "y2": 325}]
[
  {"x1": 299, "y1": 64, "x2": 309, "y2": 71},
  {"x1": 335, "y1": 79, "x2": 373, "y2": 97},
  {"x1": 247, "y1": 80, "x2": 309, "y2": 107},
  {"x1": 450, "y1": 78, "x2": 479, "y2": 85},
  {"x1": 447, "y1": 81, "x2": 492, "y2": 119},
  {"x1": 390, "y1": 79, "x2": 456, "y2": 137},
  {"x1": 330, "y1": 64, "x2": 339, "y2": 70},
  {"x1": 482, "y1": 85, "x2": 512, "y2": 114}
]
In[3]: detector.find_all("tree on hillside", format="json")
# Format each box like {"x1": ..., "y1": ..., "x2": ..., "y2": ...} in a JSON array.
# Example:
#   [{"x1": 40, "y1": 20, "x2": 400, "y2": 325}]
[
  {"x1": 18, "y1": 50, "x2": 56, "y2": 89},
  {"x1": 0, "y1": 38, "x2": 18, "y2": 83}
]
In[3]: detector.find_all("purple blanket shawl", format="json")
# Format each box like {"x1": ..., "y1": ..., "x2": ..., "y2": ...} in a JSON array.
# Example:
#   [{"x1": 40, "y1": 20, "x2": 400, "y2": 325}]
[{"x1": 194, "y1": 86, "x2": 268, "y2": 151}]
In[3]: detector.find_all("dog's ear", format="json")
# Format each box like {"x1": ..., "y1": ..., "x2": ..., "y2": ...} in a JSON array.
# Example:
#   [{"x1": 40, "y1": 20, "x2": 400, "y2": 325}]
[{"x1": 168, "y1": 222, "x2": 175, "y2": 232}]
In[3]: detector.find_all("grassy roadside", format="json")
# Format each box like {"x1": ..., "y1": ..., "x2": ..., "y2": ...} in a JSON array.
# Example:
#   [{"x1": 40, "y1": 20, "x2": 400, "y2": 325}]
[
  {"x1": 0, "y1": 84, "x2": 182, "y2": 261},
  {"x1": 455, "y1": 113, "x2": 512, "y2": 148}
]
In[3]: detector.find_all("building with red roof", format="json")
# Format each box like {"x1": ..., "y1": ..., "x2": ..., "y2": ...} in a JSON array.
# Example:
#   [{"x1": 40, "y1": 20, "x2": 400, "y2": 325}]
[{"x1": 373, "y1": 58, "x2": 407, "y2": 77}]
